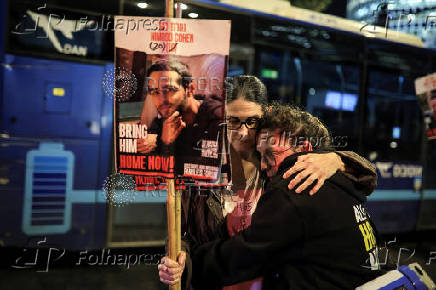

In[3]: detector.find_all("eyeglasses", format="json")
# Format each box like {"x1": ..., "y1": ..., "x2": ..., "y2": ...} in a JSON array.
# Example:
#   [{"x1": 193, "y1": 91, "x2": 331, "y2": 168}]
[{"x1": 226, "y1": 116, "x2": 260, "y2": 130}]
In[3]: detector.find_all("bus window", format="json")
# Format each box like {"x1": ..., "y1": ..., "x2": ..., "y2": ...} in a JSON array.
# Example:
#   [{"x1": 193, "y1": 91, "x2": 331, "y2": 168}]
[
  {"x1": 229, "y1": 44, "x2": 255, "y2": 76},
  {"x1": 300, "y1": 60, "x2": 360, "y2": 151},
  {"x1": 256, "y1": 48, "x2": 285, "y2": 102},
  {"x1": 7, "y1": 1, "x2": 114, "y2": 62},
  {"x1": 255, "y1": 47, "x2": 303, "y2": 106},
  {"x1": 363, "y1": 70, "x2": 423, "y2": 163}
]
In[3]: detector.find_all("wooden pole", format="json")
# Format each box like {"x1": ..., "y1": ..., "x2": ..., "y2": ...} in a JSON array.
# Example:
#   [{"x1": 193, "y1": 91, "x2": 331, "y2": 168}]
[
  {"x1": 166, "y1": 180, "x2": 177, "y2": 258},
  {"x1": 166, "y1": 0, "x2": 174, "y2": 18},
  {"x1": 164, "y1": 1, "x2": 180, "y2": 290},
  {"x1": 175, "y1": 189, "x2": 182, "y2": 290},
  {"x1": 174, "y1": 5, "x2": 183, "y2": 290}
]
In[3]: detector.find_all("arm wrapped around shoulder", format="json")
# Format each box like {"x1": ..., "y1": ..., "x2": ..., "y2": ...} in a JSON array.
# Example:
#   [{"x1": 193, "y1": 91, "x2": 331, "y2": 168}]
[{"x1": 336, "y1": 151, "x2": 377, "y2": 196}]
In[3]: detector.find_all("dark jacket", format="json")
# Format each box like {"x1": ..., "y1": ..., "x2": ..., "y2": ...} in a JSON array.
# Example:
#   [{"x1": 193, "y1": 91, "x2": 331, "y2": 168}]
[
  {"x1": 179, "y1": 151, "x2": 377, "y2": 289},
  {"x1": 190, "y1": 152, "x2": 381, "y2": 290}
]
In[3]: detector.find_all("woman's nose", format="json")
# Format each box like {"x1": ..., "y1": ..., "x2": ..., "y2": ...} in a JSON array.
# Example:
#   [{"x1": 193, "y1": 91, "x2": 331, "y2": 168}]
[{"x1": 238, "y1": 125, "x2": 248, "y2": 140}]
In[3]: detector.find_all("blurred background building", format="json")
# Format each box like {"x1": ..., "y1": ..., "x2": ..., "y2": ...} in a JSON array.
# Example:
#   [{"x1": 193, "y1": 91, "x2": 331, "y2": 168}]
[{"x1": 347, "y1": 0, "x2": 436, "y2": 48}]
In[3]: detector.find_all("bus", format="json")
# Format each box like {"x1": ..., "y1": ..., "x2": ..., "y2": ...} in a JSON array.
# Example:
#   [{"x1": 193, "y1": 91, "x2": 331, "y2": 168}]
[{"x1": 1, "y1": 0, "x2": 435, "y2": 250}]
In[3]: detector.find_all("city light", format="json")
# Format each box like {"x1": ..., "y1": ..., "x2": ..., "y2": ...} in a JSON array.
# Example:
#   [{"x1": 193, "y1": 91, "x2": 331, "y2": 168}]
[
  {"x1": 175, "y1": 3, "x2": 188, "y2": 10},
  {"x1": 137, "y1": 2, "x2": 148, "y2": 9}
]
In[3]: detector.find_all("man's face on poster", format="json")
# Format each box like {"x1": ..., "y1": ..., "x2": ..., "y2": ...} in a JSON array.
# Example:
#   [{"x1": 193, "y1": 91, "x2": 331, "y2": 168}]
[{"x1": 148, "y1": 70, "x2": 187, "y2": 118}]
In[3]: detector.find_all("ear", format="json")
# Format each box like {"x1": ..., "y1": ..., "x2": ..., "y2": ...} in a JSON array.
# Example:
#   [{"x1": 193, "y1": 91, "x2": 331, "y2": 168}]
[{"x1": 302, "y1": 140, "x2": 312, "y2": 152}]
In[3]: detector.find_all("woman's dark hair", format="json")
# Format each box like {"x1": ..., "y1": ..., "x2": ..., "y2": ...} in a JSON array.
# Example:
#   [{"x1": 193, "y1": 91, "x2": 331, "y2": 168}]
[{"x1": 225, "y1": 75, "x2": 268, "y2": 105}]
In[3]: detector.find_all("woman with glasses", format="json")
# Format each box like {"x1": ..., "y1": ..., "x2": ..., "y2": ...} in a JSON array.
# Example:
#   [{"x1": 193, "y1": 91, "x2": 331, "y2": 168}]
[{"x1": 158, "y1": 75, "x2": 377, "y2": 290}]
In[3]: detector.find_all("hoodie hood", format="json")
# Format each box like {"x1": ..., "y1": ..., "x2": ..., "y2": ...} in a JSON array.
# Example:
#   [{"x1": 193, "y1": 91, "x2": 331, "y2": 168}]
[{"x1": 275, "y1": 151, "x2": 367, "y2": 203}]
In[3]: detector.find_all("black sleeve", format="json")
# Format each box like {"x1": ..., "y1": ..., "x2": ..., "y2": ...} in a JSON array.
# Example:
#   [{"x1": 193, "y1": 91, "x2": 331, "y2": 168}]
[
  {"x1": 191, "y1": 187, "x2": 305, "y2": 288},
  {"x1": 149, "y1": 117, "x2": 175, "y2": 156},
  {"x1": 335, "y1": 151, "x2": 377, "y2": 196},
  {"x1": 148, "y1": 117, "x2": 160, "y2": 134},
  {"x1": 179, "y1": 189, "x2": 194, "y2": 290},
  {"x1": 180, "y1": 239, "x2": 193, "y2": 290}
]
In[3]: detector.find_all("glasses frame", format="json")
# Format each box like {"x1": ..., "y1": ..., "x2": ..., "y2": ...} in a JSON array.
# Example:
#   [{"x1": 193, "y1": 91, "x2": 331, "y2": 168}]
[{"x1": 226, "y1": 116, "x2": 260, "y2": 130}]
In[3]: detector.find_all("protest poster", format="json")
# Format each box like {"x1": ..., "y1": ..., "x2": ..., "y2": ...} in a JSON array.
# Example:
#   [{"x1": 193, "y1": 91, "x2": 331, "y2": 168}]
[
  {"x1": 415, "y1": 73, "x2": 436, "y2": 140},
  {"x1": 113, "y1": 16, "x2": 231, "y2": 189}
]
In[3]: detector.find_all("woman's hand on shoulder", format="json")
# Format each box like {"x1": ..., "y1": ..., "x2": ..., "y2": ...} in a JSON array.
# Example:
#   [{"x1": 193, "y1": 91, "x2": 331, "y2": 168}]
[{"x1": 282, "y1": 152, "x2": 344, "y2": 195}]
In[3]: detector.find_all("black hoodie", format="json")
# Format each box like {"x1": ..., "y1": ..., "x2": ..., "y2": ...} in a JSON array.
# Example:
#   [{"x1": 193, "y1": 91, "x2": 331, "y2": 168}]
[{"x1": 192, "y1": 152, "x2": 382, "y2": 289}]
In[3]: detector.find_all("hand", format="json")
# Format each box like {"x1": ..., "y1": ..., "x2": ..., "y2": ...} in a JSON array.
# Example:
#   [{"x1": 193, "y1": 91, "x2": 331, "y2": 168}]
[
  {"x1": 137, "y1": 134, "x2": 158, "y2": 154},
  {"x1": 161, "y1": 111, "x2": 186, "y2": 145},
  {"x1": 282, "y1": 153, "x2": 345, "y2": 195},
  {"x1": 158, "y1": 251, "x2": 186, "y2": 286}
]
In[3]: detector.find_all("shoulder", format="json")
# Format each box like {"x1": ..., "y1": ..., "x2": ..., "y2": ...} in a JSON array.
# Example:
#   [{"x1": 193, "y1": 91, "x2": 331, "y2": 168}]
[
  {"x1": 198, "y1": 95, "x2": 223, "y2": 119},
  {"x1": 267, "y1": 171, "x2": 340, "y2": 204},
  {"x1": 261, "y1": 176, "x2": 297, "y2": 206}
]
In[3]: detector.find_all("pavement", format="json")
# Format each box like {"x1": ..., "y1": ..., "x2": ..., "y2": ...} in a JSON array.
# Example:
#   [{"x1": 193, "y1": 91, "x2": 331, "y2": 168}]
[{"x1": 0, "y1": 231, "x2": 435, "y2": 290}]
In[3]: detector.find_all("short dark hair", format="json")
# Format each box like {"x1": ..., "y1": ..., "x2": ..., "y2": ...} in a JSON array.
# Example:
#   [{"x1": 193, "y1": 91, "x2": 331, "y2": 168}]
[
  {"x1": 258, "y1": 103, "x2": 332, "y2": 150},
  {"x1": 225, "y1": 75, "x2": 268, "y2": 105},
  {"x1": 146, "y1": 59, "x2": 192, "y2": 89}
]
